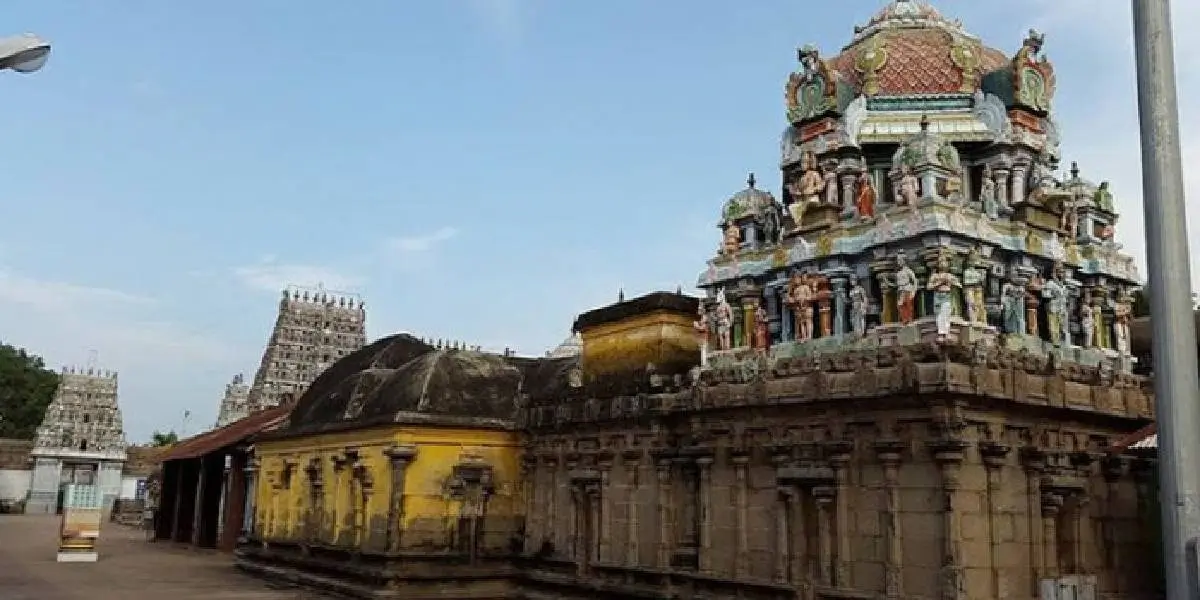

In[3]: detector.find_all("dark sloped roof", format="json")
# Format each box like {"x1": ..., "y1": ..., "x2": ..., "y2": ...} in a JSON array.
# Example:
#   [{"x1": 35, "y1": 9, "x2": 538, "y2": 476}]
[
  {"x1": 274, "y1": 333, "x2": 534, "y2": 437},
  {"x1": 1129, "y1": 312, "x2": 1200, "y2": 356},
  {"x1": 573, "y1": 292, "x2": 698, "y2": 332},
  {"x1": 159, "y1": 403, "x2": 292, "y2": 462}
]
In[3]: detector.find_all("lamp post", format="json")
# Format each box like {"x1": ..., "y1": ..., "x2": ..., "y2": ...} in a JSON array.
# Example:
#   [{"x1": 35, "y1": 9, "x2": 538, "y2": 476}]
[
  {"x1": 0, "y1": 33, "x2": 49, "y2": 73},
  {"x1": 1130, "y1": 1, "x2": 1200, "y2": 598}
]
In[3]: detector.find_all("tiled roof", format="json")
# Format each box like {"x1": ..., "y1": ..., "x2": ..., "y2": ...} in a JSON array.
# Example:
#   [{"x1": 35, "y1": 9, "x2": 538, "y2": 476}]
[
  {"x1": 158, "y1": 403, "x2": 292, "y2": 462},
  {"x1": 1111, "y1": 422, "x2": 1157, "y2": 452}
]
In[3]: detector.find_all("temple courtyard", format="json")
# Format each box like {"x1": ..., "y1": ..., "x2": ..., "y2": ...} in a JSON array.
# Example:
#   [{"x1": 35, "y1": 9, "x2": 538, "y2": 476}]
[{"x1": 0, "y1": 516, "x2": 327, "y2": 599}]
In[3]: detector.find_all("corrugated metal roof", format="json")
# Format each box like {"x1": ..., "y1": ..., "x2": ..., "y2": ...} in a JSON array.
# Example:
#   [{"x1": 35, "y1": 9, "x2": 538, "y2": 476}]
[{"x1": 158, "y1": 404, "x2": 292, "y2": 463}]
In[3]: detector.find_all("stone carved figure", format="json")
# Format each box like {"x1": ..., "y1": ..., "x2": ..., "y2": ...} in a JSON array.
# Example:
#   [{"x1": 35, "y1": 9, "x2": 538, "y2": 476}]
[
  {"x1": 849, "y1": 278, "x2": 870, "y2": 336},
  {"x1": 722, "y1": 223, "x2": 741, "y2": 257},
  {"x1": 1011, "y1": 29, "x2": 1056, "y2": 112},
  {"x1": 761, "y1": 200, "x2": 784, "y2": 246},
  {"x1": 1092, "y1": 298, "x2": 1107, "y2": 349},
  {"x1": 897, "y1": 165, "x2": 920, "y2": 206},
  {"x1": 1061, "y1": 193, "x2": 1079, "y2": 238},
  {"x1": 786, "y1": 272, "x2": 815, "y2": 341},
  {"x1": 961, "y1": 251, "x2": 988, "y2": 325},
  {"x1": 786, "y1": 152, "x2": 825, "y2": 229},
  {"x1": 813, "y1": 274, "x2": 833, "y2": 337},
  {"x1": 1094, "y1": 181, "x2": 1115, "y2": 212},
  {"x1": 693, "y1": 303, "x2": 712, "y2": 365},
  {"x1": 926, "y1": 255, "x2": 962, "y2": 339},
  {"x1": 1114, "y1": 292, "x2": 1133, "y2": 355},
  {"x1": 1079, "y1": 300, "x2": 1096, "y2": 349},
  {"x1": 1001, "y1": 281, "x2": 1025, "y2": 334},
  {"x1": 894, "y1": 254, "x2": 919, "y2": 324},
  {"x1": 714, "y1": 289, "x2": 733, "y2": 351},
  {"x1": 754, "y1": 302, "x2": 771, "y2": 351},
  {"x1": 1029, "y1": 157, "x2": 1059, "y2": 203},
  {"x1": 855, "y1": 171, "x2": 876, "y2": 220},
  {"x1": 979, "y1": 165, "x2": 999, "y2": 219},
  {"x1": 1042, "y1": 266, "x2": 1071, "y2": 345}
]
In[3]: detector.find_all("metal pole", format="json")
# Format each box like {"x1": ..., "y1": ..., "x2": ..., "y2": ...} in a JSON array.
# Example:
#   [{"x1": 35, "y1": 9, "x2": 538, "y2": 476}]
[{"x1": 1131, "y1": 0, "x2": 1200, "y2": 597}]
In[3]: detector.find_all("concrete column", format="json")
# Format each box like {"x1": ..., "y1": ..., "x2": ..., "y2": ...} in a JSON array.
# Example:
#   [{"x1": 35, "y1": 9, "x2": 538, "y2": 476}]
[
  {"x1": 241, "y1": 458, "x2": 258, "y2": 538},
  {"x1": 190, "y1": 459, "x2": 207, "y2": 546}
]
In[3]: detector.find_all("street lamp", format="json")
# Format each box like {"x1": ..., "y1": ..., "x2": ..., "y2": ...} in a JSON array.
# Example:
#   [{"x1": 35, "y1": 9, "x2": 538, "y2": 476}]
[
  {"x1": 1131, "y1": 1, "x2": 1200, "y2": 598},
  {"x1": 0, "y1": 33, "x2": 49, "y2": 74}
]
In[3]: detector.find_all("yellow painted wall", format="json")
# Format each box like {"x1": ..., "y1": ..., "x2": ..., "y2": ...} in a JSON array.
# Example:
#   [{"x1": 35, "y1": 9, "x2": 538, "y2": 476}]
[
  {"x1": 579, "y1": 309, "x2": 700, "y2": 377},
  {"x1": 253, "y1": 424, "x2": 522, "y2": 549}
]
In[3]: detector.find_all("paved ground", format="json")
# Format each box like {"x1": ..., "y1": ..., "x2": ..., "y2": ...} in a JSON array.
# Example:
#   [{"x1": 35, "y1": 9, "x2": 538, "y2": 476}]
[{"x1": 0, "y1": 515, "x2": 328, "y2": 599}]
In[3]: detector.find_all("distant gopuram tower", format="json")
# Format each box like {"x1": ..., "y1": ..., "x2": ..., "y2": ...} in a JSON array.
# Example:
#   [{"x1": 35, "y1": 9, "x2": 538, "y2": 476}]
[
  {"x1": 27, "y1": 365, "x2": 127, "y2": 515},
  {"x1": 214, "y1": 373, "x2": 250, "y2": 428},
  {"x1": 244, "y1": 285, "x2": 367, "y2": 413}
]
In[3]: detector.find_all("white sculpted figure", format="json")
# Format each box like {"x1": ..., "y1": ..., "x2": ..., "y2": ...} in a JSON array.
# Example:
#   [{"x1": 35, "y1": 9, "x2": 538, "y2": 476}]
[
  {"x1": 848, "y1": 278, "x2": 870, "y2": 336},
  {"x1": 714, "y1": 289, "x2": 733, "y2": 351},
  {"x1": 926, "y1": 255, "x2": 962, "y2": 339},
  {"x1": 1079, "y1": 301, "x2": 1096, "y2": 348}
]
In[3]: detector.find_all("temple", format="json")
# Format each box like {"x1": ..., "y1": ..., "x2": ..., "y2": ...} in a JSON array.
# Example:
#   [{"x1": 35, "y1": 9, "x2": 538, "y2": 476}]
[
  {"x1": 236, "y1": 2, "x2": 1160, "y2": 599},
  {"x1": 243, "y1": 286, "x2": 368, "y2": 414},
  {"x1": 26, "y1": 366, "x2": 127, "y2": 516},
  {"x1": 214, "y1": 373, "x2": 250, "y2": 428}
]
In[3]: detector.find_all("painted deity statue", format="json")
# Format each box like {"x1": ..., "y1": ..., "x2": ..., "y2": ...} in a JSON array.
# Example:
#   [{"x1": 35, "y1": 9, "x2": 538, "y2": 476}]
[
  {"x1": 961, "y1": 252, "x2": 988, "y2": 325},
  {"x1": 1042, "y1": 267, "x2": 1071, "y2": 345},
  {"x1": 926, "y1": 255, "x2": 962, "y2": 339},
  {"x1": 1001, "y1": 279, "x2": 1026, "y2": 335},
  {"x1": 855, "y1": 171, "x2": 876, "y2": 220},
  {"x1": 786, "y1": 151, "x2": 825, "y2": 229},
  {"x1": 714, "y1": 290, "x2": 733, "y2": 351},
  {"x1": 849, "y1": 278, "x2": 870, "y2": 336},
  {"x1": 693, "y1": 303, "x2": 712, "y2": 365},
  {"x1": 1079, "y1": 300, "x2": 1096, "y2": 348},
  {"x1": 722, "y1": 222, "x2": 741, "y2": 257},
  {"x1": 1092, "y1": 298, "x2": 1107, "y2": 348},
  {"x1": 1114, "y1": 293, "x2": 1133, "y2": 355},
  {"x1": 894, "y1": 254, "x2": 919, "y2": 324},
  {"x1": 897, "y1": 165, "x2": 921, "y2": 206},
  {"x1": 754, "y1": 302, "x2": 771, "y2": 351},
  {"x1": 979, "y1": 165, "x2": 999, "y2": 219},
  {"x1": 786, "y1": 272, "x2": 815, "y2": 341}
]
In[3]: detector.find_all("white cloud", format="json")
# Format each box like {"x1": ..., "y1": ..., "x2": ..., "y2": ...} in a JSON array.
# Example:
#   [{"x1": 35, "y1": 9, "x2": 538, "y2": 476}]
[
  {"x1": 232, "y1": 256, "x2": 364, "y2": 293},
  {"x1": 0, "y1": 268, "x2": 154, "y2": 313},
  {"x1": 385, "y1": 226, "x2": 459, "y2": 253}
]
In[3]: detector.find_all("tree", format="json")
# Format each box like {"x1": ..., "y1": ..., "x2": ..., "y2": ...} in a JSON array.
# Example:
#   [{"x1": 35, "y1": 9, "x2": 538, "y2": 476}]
[
  {"x1": 150, "y1": 430, "x2": 179, "y2": 446},
  {"x1": 0, "y1": 342, "x2": 59, "y2": 439}
]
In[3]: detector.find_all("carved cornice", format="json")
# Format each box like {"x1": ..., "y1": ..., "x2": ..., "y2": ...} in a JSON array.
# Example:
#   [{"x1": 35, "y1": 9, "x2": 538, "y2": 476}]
[
  {"x1": 978, "y1": 441, "x2": 1011, "y2": 469},
  {"x1": 873, "y1": 439, "x2": 905, "y2": 465},
  {"x1": 1019, "y1": 446, "x2": 1047, "y2": 471}
]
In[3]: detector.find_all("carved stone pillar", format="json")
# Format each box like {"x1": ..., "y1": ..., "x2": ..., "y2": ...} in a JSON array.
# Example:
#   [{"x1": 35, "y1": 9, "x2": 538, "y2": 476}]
[
  {"x1": 545, "y1": 457, "x2": 560, "y2": 553},
  {"x1": 1041, "y1": 491, "x2": 1063, "y2": 578},
  {"x1": 930, "y1": 439, "x2": 968, "y2": 600},
  {"x1": 655, "y1": 457, "x2": 674, "y2": 568},
  {"x1": 623, "y1": 449, "x2": 641, "y2": 566},
  {"x1": 598, "y1": 455, "x2": 613, "y2": 563},
  {"x1": 873, "y1": 261, "x2": 897, "y2": 323},
  {"x1": 875, "y1": 441, "x2": 904, "y2": 600},
  {"x1": 732, "y1": 453, "x2": 751, "y2": 578},
  {"x1": 994, "y1": 167, "x2": 1011, "y2": 208},
  {"x1": 384, "y1": 445, "x2": 417, "y2": 552},
  {"x1": 826, "y1": 441, "x2": 853, "y2": 587},
  {"x1": 774, "y1": 486, "x2": 794, "y2": 583},
  {"x1": 1021, "y1": 448, "x2": 1047, "y2": 592},
  {"x1": 1100, "y1": 456, "x2": 1125, "y2": 576},
  {"x1": 831, "y1": 276, "x2": 849, "y2": 336},
  {"x1": 814, "y1": 485, "x2": 836, "y2": 586},
  {"x1": 980, "y1": 442, "x2": 1011, "y2": 600},
  {"x1": 741, "y1": 296, "x2": 758, "y2": 349},
  {"x1": 696, "y1": 456, "x2": 714, "y2": 574}
]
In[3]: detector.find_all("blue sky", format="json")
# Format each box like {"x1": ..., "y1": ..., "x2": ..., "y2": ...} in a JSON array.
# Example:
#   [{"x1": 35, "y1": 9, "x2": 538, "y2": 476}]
[{"x1": 0, "y1": 0, "x2": 1197, "y2": 441}]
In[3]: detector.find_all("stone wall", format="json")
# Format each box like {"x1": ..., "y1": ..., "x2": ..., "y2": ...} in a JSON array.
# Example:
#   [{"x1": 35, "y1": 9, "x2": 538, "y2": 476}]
[{"x1": 0, "y1": 439, "x2": 32, "y2": 505}]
